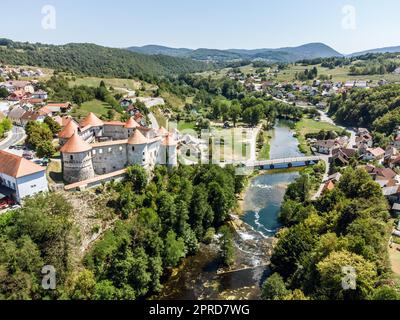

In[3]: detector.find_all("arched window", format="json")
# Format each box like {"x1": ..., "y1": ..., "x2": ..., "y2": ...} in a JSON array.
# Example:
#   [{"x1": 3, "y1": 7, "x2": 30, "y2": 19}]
[
  {"x1": 132, "y1": 146, "x2": 135, "y2": 151},
  {"x1": 70, "y1": 155, "x2": 73, "y2": 161}
]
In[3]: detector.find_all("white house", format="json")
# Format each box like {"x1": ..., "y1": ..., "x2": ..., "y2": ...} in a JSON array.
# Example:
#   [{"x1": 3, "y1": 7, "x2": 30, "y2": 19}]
[
  {"x1": 313, "y1": 140, "x2": 340, "y2": 155},
  {"x1": 363, "y1": 147, "x2": 385, "y2": 163},
  {"x1": 0, "y1": 150, "x2": 48, "y2": 204}
]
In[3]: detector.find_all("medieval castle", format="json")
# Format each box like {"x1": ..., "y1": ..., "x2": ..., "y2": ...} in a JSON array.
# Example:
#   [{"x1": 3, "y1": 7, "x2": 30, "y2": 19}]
[{"x1": 59, "y1": 113, "x2": 178, "y2": 184}]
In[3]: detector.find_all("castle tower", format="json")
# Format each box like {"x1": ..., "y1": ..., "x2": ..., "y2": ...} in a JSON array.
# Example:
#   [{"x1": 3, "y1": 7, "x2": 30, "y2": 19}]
[
  {"x1": 79, "y1": 112, "x2": 104, "y2": 141},
  {"x1": 58, "y1": 119, "x2": 79, "y2": 146},
  {"x1": 127, "y1": 129, "x2": 149, "y2": 167},
  {"x1": 124, "y1": 117, "x2": 140, "y2": 138},
  {"x1": 60, "y1": 132, "x2": 95, "y2": 184},
  {"x1": 160, "y1": 134, "x2": 178, "y2": 166}
]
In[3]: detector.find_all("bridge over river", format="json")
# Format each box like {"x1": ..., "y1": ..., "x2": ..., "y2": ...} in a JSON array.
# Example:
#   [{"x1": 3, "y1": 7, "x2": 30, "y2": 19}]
[{"x1": 222, "y1": 155, "x2": 327, "y2": 170}]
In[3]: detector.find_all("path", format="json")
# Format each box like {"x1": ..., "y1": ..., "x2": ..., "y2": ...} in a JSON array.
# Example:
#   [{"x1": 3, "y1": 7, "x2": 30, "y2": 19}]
[{"x1": 0, "y1": 126, "x2": 26, "y2": 151}]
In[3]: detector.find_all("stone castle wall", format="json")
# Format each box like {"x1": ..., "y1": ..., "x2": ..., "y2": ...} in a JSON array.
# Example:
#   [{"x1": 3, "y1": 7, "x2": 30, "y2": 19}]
[{"x1": 92, "y1": 143, "x2": 129, "y2": 175}]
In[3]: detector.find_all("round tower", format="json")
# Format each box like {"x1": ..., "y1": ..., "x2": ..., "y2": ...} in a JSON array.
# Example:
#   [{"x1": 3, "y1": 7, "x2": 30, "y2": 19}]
[
  {"x1": 58, "y1": 119, "x2": 79, "y2": 146},
  {"x1": 127, "y1": 129, "x2": 149, "y2": 166},
  {"x1": 124, "y1": 117, "x2": 140, "y2": 138},
  {"x1": 160, "y1": 134, "x2": 178, "y2": 166},
  {"x1": 60, "y1": 132, "x2": 95, "y2": 184}
]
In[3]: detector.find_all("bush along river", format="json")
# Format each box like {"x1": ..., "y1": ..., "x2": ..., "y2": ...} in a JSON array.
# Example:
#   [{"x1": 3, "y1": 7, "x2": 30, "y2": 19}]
[{"x1": 154, "y1": 121, "x2": 303, "y2": 300}]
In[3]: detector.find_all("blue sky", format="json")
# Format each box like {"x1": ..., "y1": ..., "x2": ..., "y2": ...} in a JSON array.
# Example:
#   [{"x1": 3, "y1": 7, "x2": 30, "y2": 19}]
[{"x1": 1, "y1": 0, "x2": 400, "y2": 54}]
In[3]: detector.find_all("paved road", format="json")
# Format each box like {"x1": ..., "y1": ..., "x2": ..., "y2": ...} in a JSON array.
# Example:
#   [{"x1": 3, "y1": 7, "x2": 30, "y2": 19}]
[
  {"x1": 0, "y1": 126, "x2": 26, "y2": 151},
  {"x1": 148, "y1": 112, "x2": 159, "y2": 130}
]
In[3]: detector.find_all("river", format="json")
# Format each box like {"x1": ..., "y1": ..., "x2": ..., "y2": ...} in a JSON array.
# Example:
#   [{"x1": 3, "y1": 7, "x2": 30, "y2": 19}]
[
  {"x1": 241, "y1": 121, "x2": 303, "y2": 237},
  {"x1": 154, "y1": 120, "x2": 303, "y2": 300}
]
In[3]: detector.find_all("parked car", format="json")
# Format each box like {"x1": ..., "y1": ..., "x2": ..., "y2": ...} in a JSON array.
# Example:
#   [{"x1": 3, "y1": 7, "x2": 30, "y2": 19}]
[
  {"x1": 0, "y1": 197, "x2": 14, "y2": 210},
  {"x1": 23, "y1": 151, "x2": 34, "y2": 160}
]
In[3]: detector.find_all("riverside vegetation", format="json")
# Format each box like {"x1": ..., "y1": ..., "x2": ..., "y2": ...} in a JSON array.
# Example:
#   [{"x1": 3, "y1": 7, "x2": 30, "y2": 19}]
[{"x1": 0, "y1": 165, "x2": 244, "y2": 300}]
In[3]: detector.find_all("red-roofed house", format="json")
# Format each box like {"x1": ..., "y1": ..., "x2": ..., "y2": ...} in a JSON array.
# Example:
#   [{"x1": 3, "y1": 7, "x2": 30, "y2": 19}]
[
  {"x1": 46, "y1": 102, "x2": 72, "y2": 113},
  {"x1": 0, "y1": 150, "x2": 48, "y2": 203}
]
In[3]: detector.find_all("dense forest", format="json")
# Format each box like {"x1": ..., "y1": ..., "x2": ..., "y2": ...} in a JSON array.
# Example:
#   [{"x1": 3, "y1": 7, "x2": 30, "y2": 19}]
[
  {"x1": 262, "y1": 167, "x2": 398, "y2": 300},
  {"x1": 0, "y1": 165, "x2": 244, "y2": 300},
  {"x1": 329, "y1": 84, "x2": 400, "y2": 136},
  {"x1": 0, "y1": 39, "x2": 210, "y2": 80}
]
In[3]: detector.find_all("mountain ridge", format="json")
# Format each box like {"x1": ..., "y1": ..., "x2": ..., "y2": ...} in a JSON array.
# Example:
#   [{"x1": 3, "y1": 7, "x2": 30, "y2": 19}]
[{"x1": 127, "y1": 42, "x2": 343, "y2": 62}]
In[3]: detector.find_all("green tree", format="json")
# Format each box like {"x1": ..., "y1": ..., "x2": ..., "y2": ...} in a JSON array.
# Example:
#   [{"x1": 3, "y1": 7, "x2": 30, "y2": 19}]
[
  {"x1": 164, "y1": 230, "x2": 185, "y2": 268},
  {"x1": 219, "y1": 226, "x2": 234, "y2": 267},
  {"x1": 317, "y1": 250, "x2": 377, "y2": 300},
  {"x1": 261, "y1": 273, "x2": 290, "y2": 300},
  {"x1": 126, "y1": 165, "x2": 148, "y2": 193},
  {"x1": 36, "y1": 140, "x2": 56, "y2": 158},
  {"x1": 0, "y1": 87, "x2": 9, "y2": 98},
  {"x1": 44, "y1": 116, "x2": 61, "y2": 135}
]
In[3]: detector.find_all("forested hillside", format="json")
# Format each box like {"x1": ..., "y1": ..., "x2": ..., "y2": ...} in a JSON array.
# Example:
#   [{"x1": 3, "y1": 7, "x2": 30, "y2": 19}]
[
  {"x1": 0, "y1": 39, "x2": 210, "y2": 79},
  {"x1": 329, "y1": 84, "x2": 400, "y2": 136},
  {"x1": 0, "y1": 165, "x2": 244, "y2": 300},
  {"x1": 263, "y1": 167, "x2": 396, "y2": 300}
]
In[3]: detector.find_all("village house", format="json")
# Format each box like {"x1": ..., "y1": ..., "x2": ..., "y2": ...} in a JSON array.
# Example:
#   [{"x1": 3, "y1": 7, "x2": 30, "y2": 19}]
[
  {"x1": 32, "y1": 90, "x2": 48, "y2": 100},
  {"x1": 7, "y1": 106, "x2": 26, "y2": 125},
  {"x1": 356, "y1": 133, "x2": 374, "y2": 152},
  {"x1": 364, "y1": 164, "x2": 399, "y2": 187},
  {"x1": 46, "y1": 102, "x2": 72, "y2": 113},
  {"x1": 393, "y1": 135, "x2": 400, "y2": 149},
  {"x1": 331, "y1": 148, "x2": 359, "y2": 166},
  {"x1": 0, "y1": 150, "x2": 48, "y2": 204},
  {"x1": 313, "y1": 139, "x2": 341, "y2": 155},
  {"x1": 20, "y1": 111, "x2": 46, "y2": 126},
  {"x1": 362, "y1": 147, "x2": 385, "y2": 163}
]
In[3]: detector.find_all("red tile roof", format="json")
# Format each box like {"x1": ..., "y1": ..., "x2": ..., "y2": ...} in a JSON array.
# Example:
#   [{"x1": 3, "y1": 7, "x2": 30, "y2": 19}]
[
  {"x1": 58, "y1": 120, "x2": 79, "y2": 139},
  {"x1": 0, "y1": 150, "x2": 45, "y2": 178},
  {"x1": 60, "y1": 132, "x2": 92, "y2": 153},
  {"x1": 128, "y1": 129, "x2": 148, "y2": 145},
  {"x1": 79, "y1": 112, "x2": 104, "y2": 128}
]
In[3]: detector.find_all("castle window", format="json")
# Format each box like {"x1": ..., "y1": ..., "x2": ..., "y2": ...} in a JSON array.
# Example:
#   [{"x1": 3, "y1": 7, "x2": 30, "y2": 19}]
[
  {"x1": 132, "y1": 146, "x2": 135, "y2": 151},
  {"x1": 70, "y1": 155, "x2": 73, "y2": 160},
  {"x1": 92, "y1": 150, "x2": 96, "y2": 155},
  {"x1": 108, "y1": 147, "x2": 112, "y2": 153},
  {"x1": 119, "y1": 146, "x2": 123, "y2": 151},
  {"x1": 99, "y1": 149, "x2": 103, "y2": 154},
  {"x1": 143, "y1": 151, "x2": 145, "y2": 156}
]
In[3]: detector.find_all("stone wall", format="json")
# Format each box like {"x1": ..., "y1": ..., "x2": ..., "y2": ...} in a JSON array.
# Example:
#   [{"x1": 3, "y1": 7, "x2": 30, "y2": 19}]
[
  {"x1": 92, "y1": 143, "x2": 128, "y2": 175},
  {"x1": 103, "y1": 125, "x2": 129, "y2": 140},
  {"x1": 62, "y1": 151, "x2": 95, "y2": 184}
]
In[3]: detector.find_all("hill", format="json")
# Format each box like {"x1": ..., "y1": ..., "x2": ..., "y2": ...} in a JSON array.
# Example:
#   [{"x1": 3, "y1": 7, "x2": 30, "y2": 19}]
[
  {"x1": 127, "y1": 42, "x2": 343, "y2": 62},
  {"x1": 349, "y1": 45, "x2": 400, "y2": 57},
  {"x1": 126, "y1": 44, "x2": 192, "y2": 57},
  {"x1": 0, "y1": 40, "x2": 210, "y2": 79}
]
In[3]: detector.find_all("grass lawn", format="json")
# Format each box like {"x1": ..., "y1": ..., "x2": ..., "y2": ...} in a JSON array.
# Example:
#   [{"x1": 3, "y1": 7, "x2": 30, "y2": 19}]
[
  {"x1": 150, "y1": 107, "x2": 168, "y2": 128},
  {"x1": 257, "y1": 130, "x2": 271, "y2": 160},
  {"x1": 211, "y1": 127, "x2": 252, "y2": 162},
  {"x1": 389, "y1": 243, "x2": 400, "y2": 279},
  {"x1": 69, "y1": 77, "x2": 142, "y2": 91},
  {"x1": 178, "y1": 121, "x2": 197, "y2": 131},
  {"x1": 276, "y1": 63, "x2": 400, "y2": 83},
  {"x1": 70, "y1": 99, "x2": 114, "y2": 120},
  {"x1": 295, "y1": 117, "x2": 342, "y2": 155},
  {"x1": 160, "y1": 91, "x2": 187, "y2": 109}
]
